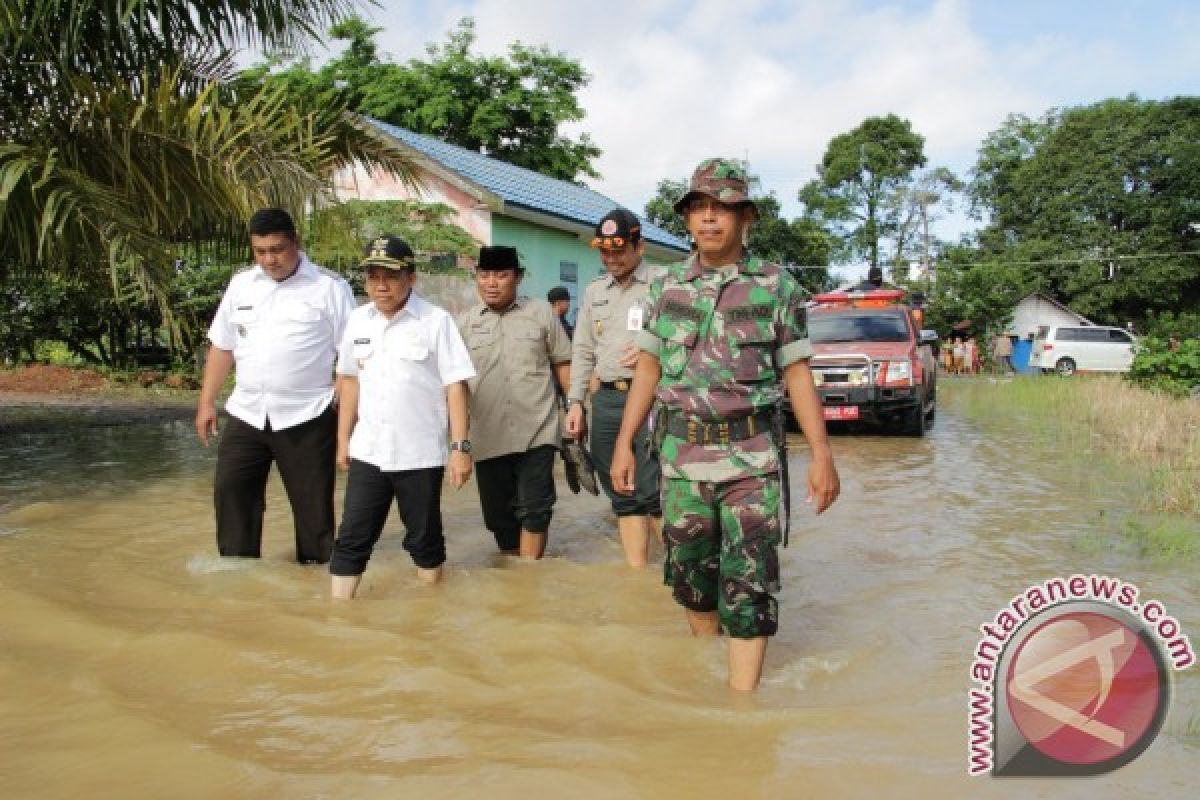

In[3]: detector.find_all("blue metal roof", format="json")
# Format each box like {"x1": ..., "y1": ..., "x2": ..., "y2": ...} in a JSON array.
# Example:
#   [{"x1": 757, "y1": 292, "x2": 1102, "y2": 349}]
[{"x1": 365, "y1": 118, "x2": 689, "y2": 253}]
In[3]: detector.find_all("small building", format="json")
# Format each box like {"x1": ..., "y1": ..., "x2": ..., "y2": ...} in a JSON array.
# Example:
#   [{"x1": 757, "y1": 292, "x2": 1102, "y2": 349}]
[
  {"x1": 335, "y1": 119, "x2": 689, "y2": 319},
  {"x1": 1006, "y1": 292, "x2": 1093, "y2": 372}
]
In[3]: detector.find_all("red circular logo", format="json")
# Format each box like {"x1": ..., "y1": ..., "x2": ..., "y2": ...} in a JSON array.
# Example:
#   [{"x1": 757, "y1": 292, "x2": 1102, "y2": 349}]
[{"x1": 1005, "y1": 611, "x2": 1165, "y2": 766}]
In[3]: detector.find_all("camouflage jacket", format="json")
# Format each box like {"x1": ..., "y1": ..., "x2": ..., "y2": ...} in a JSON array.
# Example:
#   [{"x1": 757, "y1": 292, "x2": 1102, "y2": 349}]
[{"x1": 636, "y1": 254, "x2": 812, "y2": 481}]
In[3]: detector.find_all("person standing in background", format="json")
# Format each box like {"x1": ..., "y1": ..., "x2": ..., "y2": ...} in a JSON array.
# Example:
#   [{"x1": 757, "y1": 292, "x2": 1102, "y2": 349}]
[{"x1": 547, "y1": 286, "x2": 574, "y2": 339}]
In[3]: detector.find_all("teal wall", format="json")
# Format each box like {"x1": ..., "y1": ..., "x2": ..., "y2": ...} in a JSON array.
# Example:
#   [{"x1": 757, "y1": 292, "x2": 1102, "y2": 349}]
[
  {"x1": 493, "y1": 214, "x2": 681, "y2": 326},
  {"x1": 492, "y1": 215, "x2": 600, "y2": 325}
]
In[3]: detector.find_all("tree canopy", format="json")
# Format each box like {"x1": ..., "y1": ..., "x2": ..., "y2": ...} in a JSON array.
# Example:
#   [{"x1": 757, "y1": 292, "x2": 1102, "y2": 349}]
[
  {"x1": 242, "y1": 16, "x2": 602, "y2": 182},
  {"x1": 798, "y1": 114, "x2": 928, "y2": 270},
  {"x1": 0, "y1": 0, "x2": 416, "y2": 322},
  {"x1": 965, "y1": 96, "x2": 1200, "y2": 327}
]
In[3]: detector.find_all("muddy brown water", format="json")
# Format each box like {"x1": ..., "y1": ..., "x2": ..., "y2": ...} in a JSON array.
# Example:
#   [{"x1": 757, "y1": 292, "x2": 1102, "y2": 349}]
[{"x1": 1, "y1": 407, "x2": 1196, "y2": 798}]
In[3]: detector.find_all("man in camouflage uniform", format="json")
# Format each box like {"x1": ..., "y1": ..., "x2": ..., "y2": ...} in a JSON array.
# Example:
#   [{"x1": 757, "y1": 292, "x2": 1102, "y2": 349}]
[
  {"x1": 564, "y1": 208, "x2": 662, "y2": 567},
  {"x1": 611, "y1": 158, "x2": 840, "y2": 691}
]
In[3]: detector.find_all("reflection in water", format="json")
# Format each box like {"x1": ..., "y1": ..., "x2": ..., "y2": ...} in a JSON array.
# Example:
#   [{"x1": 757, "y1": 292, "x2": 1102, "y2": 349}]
[{"x1": 0, "y1": 409, "x2": 1196, "y2": 798}]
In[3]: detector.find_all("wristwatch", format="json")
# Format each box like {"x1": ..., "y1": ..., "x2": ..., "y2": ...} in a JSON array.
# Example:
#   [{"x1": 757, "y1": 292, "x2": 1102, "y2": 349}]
[{"x1": 450, "y1": 439, "x2": 472, "y2": 454}]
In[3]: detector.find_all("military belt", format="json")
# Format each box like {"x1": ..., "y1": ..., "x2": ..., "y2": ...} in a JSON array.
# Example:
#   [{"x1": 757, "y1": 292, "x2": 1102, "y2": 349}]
[
  {"x1": 664, "y1": 413, "x2": 771, "y2": 445},
  {"x1": 598, "y1": 379, "x2": 631, "y2": 392}
]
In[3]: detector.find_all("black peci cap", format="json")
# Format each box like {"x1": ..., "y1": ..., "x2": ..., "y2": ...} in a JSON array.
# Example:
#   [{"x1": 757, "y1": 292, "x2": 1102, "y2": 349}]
[{"x1": 477, "y1": 245, "x2": 521, "y2": 271}]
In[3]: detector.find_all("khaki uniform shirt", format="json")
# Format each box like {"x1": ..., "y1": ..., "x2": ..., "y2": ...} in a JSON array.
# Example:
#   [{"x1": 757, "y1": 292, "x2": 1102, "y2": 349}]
[
  {"x1": 567, "y1": 262, "x2": 659, "y2": 403},
  {"x1": 458, "y1": 296, "x2": 573, "y2": 462}
]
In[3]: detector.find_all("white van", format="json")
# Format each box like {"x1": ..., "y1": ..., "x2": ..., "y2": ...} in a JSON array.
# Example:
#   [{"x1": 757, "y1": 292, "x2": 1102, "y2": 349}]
[{"x1": 1029, "y1": 325, "x2": 1135, "y2": 376}]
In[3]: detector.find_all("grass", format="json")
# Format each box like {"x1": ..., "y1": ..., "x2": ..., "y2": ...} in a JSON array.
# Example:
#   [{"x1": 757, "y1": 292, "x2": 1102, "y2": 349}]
[{"x1": 944, "y1": 373, "x2": 1199, "y2": 560}]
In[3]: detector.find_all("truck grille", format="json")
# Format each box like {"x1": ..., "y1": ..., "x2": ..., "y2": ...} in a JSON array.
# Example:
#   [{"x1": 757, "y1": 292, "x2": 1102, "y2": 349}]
[{"x1": 812, "y1": 355, "x2": 873, "y2": 387}]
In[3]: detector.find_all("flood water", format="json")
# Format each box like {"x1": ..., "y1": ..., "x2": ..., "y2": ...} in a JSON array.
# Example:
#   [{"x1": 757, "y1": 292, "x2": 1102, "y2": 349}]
[{"x1": 1, "y1": 402, "x2": 1196, "y2": 798}]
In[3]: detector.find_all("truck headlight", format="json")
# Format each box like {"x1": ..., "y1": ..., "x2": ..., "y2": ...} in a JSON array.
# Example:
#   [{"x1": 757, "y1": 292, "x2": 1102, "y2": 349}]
[{"x1": 882, "y1": 360, "x2": 911, "y2": 383}]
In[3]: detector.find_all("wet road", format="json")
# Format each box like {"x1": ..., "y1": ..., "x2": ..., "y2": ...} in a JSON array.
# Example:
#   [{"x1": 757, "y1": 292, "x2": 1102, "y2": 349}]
[{"x1": 0, "y1": 405, "x2": 1196, "y2": 798}]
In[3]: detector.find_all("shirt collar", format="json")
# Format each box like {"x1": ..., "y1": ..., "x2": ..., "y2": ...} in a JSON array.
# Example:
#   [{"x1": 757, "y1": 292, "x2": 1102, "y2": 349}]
[
  {"x1": 368, "y1": 291, "x2": 425, "y2": 321},
  {"x1": 478, "y1": 295, "x2": 526, "y2": 315},
  {"x1": 252, "y1": 252, "x2": 316, "y2": 283},
  {"x1": 682, "y1": 252, "x2": 761, "y2": 282},
  {"x1": 605, "y1": 260, "x2": 650, "y2": 288}
]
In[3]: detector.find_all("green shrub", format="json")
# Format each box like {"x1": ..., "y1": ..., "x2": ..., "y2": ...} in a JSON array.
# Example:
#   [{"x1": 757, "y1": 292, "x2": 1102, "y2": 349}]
[{"x1": 1127, "y1": 337, "x2": 1200, "y2": 396}]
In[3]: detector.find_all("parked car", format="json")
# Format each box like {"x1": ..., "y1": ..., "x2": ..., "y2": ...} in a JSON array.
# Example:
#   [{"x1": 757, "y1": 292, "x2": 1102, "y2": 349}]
[{"x1": 1029, "y1": 325, "x2": 1135, "y2": 376}]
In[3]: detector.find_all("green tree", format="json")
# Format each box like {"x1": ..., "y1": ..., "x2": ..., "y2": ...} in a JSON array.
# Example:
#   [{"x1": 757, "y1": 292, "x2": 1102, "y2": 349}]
[
  {"x1": 798, "y1": 114, "x2": 927, "y2": 269},
  {"x1": 1, "y1": 0, "x2": 416, "y2": 333},
  {"x1": 307, "y1": 199, "x2": 480, "y2": 278},
  {"x1": 643, "y1": 178, "x2": 689, "y2": 239},
  {"x1": 921, "y1": 245, "x2": 1027, "y2": 340},
  {"x1": 244, "y1": 16, "x2": 602, "y2": 182},
  {"x1": 968, "y1": 97, "x2": 1200, "y2": 326}
]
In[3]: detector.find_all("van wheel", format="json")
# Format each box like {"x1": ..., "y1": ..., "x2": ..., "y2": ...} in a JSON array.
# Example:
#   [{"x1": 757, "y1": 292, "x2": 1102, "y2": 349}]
[{"x1": 1055, "y1": 357, "x2": 1077, "y2": 377}]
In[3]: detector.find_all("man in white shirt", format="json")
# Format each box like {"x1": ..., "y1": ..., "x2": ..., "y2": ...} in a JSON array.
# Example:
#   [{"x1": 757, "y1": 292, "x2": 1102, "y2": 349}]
[
  {"x1": 196, "y1": 208, "x2": 356, "y2": 563},
  {"x1": 329, "y1": 236, "x2": 476, "y2": 595}
]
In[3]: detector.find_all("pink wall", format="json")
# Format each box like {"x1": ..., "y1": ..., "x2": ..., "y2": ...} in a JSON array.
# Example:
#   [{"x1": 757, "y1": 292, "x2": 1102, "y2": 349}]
[{"x1": 334, "y1": 163, "x2": 493, "y2": 245}]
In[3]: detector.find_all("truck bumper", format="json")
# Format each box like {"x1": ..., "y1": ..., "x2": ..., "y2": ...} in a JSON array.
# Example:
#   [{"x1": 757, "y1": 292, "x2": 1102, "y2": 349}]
[{"x1": 817, "y1": 386, "x2": 921, "y2": 422}]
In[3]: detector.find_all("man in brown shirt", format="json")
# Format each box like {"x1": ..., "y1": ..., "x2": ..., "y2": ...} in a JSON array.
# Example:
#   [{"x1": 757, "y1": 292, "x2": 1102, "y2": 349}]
[{"x1": 459, "y1": 245, "x2": 573, "y2": 559}]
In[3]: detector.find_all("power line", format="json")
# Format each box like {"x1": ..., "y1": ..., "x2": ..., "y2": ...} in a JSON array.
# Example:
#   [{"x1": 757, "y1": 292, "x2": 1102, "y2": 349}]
[{"x1": 938, "y1": 250, "x2": 1200, "y2": 270}]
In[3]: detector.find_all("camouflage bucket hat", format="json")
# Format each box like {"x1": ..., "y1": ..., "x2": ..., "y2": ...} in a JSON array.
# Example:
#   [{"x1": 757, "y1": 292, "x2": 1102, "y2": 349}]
[{"x1": 673, "y1": 157, "x2": 757, "y2": 215}]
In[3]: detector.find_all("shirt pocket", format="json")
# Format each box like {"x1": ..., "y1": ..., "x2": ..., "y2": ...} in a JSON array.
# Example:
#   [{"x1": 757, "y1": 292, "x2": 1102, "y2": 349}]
[
  {"x1": 393, "y1": 332, "x2": 429, "y2": 361},
  {"x1": 280, "y1": 301, "x2": 323, "y2": 326},
  {"x1": 591, "y1": 305, "x2": 612, "y2": 338},
  {"x1": 724, "y1": 318, "x2": 776, "y2": 382},
  {"x1": 659, "y1": 326, "x2": 698, "y2": 378},
  {"x1": 352, "y1": 340, "x2": 374, "y2": 361},
  {"x1": 510, "y1": 322, "x2": 546, "y2": 372},
  {"x1": 230, "y1": 308, "x2": 257, "y2": 337}
]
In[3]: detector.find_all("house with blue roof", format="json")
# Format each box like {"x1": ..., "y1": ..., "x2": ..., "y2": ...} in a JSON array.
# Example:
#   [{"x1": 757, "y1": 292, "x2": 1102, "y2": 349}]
[{"x1": 335, "y1": 118, "x2": 689, "y2": 316}]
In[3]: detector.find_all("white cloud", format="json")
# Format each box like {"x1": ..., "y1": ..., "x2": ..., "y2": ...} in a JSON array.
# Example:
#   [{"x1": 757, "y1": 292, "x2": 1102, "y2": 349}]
[{"x1": 350, "y1": 0, "x2": 1192, "y2": 255}]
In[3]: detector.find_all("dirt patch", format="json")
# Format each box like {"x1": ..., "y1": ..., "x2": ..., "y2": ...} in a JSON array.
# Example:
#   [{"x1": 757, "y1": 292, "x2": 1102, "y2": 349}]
[
  {"x1": 1, "y1": 366, "x2": 199, "y2": 432},
  {"x1": 0, "y1": 365, "x2": 110, "y2": 393}
]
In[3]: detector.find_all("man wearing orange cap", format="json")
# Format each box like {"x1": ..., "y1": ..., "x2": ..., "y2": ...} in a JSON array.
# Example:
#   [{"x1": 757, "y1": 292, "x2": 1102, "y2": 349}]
[{"x1": 564, "y1": 209, "x2": 663, "y2": 567}]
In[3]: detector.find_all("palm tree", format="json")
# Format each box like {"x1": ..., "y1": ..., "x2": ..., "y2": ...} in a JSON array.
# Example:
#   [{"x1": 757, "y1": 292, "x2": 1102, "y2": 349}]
[{"x1": 0, "y1": 0, "x2": 416, "y2": 328}]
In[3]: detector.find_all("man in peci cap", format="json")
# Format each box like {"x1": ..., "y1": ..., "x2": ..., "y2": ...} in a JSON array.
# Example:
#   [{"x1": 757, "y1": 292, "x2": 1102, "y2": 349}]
[
  {"x1": 328, "y1": 236, "x2": 475, "y2": 596},
  {"x1": 458, "y1": 245, "x2": 573, "y2": 560},
  {"x1": 196, "y1": 208, "x2": 356, "y2": 564},
  {"x1": 564, "y1": 208, "x2": 663, "y2": 567},
  {"x1": 610, "y1": 158, "x2": 841, "y2": 690}
]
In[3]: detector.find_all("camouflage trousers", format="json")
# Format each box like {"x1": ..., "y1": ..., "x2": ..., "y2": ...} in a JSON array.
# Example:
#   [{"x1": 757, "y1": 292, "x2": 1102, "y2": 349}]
[{"x1": 661, "y1": 474, "x2": 782, "y2": 638}]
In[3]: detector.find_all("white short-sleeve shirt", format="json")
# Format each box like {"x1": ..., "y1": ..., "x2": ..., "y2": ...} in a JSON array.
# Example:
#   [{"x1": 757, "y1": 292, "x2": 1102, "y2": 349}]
[
  {"x1": 337, "y1": 293, "x2": 476, "y2": 471},
  {"x1": 208, "y1": 255, "x2": 357, "y2": 431}
]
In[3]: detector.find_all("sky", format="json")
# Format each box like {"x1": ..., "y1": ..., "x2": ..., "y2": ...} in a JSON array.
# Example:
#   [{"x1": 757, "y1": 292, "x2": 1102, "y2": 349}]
[{"x1": 274, "y1": 0, "x2": 1199, "y2": 267}]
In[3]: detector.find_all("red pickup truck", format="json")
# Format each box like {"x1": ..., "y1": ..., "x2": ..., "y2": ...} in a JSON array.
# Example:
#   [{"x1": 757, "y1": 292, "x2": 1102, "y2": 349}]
[{"x1": 805, "y1": 288, "x2": 938, "y2": 436}]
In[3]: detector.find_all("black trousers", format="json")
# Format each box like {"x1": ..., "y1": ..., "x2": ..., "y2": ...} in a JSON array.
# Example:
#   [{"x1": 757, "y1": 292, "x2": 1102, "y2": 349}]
[
  {"x1": 474, "y1": 445, "x2": 557, "y2": 551},
  {"x1": 329, "y1": 459, "x2": 447, "y2": 574},
  {"x1": 213, "y1": 405, "x2": 336, "y2": 563}
]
